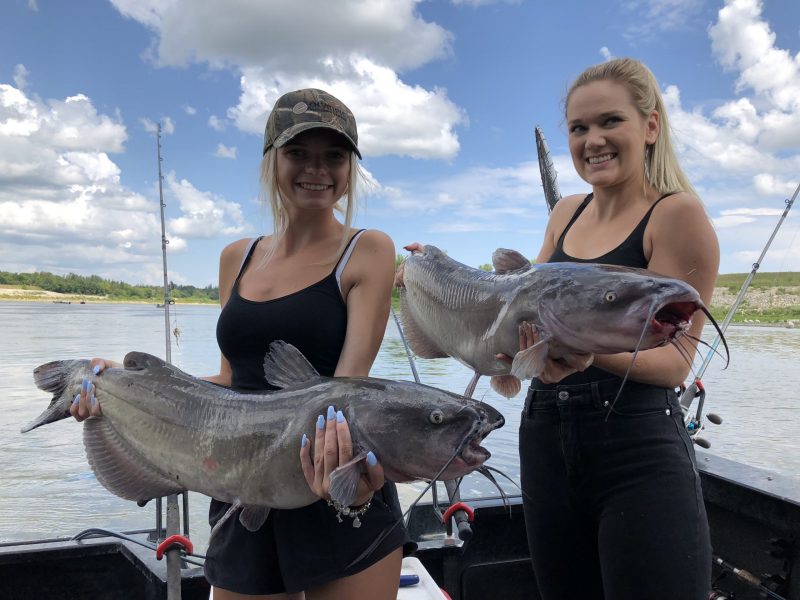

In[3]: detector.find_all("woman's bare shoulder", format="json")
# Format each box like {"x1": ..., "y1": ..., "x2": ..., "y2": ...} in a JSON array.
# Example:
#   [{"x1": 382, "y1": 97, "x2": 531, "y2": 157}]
[
  {"x1": 352, "y1": 229, "x2": 394, "y2": 253},
  {"x1": 651, "y1": 192, "x2": 712, "y2": 230}
]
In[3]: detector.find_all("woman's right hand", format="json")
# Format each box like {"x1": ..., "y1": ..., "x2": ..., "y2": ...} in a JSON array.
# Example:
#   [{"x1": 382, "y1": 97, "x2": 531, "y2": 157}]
[{"x1": 69, "y1": 358, "x2": 119, "y2": 421}]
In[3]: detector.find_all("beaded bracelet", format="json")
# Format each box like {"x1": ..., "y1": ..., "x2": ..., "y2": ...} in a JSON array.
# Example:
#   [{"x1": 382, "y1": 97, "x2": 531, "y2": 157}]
[{"x1": 327, "y1": 499, "x2": 372, "y2": 528}]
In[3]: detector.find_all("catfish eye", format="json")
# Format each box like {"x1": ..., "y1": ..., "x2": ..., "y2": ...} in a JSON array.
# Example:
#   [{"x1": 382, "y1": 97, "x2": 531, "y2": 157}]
[
  {"x1": 429, "y1": 410, "x2": 444, "y2": 425},
  {"x1": 604, "y1": 291, "x2": 617, "y2": 302}
]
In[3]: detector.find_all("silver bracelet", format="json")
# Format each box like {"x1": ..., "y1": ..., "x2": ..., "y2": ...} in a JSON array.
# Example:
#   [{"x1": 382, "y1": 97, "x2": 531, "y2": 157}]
[{"x1": 327, "y1": 499, "x2": 372, "y2": 528}]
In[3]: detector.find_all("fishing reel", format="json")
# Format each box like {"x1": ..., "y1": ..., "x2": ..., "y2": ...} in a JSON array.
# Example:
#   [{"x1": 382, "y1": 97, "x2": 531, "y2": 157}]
[{"x1": 679, "y1": 379, "x2": 722, "y2": 448}]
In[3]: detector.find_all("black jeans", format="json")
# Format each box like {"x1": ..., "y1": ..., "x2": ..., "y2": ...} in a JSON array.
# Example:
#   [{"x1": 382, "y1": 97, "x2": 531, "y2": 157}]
[{"x1": 519, "y1": 378, "x2": 711, "y2": 600}]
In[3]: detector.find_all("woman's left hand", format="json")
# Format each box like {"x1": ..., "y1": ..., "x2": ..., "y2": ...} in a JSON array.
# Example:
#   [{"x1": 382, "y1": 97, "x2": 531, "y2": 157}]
[{"x1": 300, "y1": 406, "x2": 384, "y2": 507}]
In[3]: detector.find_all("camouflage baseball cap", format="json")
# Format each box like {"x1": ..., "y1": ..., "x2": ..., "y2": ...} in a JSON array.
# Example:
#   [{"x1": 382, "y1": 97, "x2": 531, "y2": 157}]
[{"x1": 263, "y1": 88, "x2": 361, "y2": 159}]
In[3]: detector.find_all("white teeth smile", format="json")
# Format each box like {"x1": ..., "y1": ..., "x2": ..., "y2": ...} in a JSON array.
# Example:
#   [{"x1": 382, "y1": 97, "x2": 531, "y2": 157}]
[
  {"x1": 298, "y1": 183, "x2": 330, "y2": 191},
  {"x1": 587, "y1": 154, "x2": 615, "y2": 165}
]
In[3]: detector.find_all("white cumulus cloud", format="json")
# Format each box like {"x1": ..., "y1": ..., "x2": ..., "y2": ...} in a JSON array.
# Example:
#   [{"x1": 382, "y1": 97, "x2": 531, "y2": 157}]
[
  {"x1": 214, "y1": 143, "x2": 237, "y2": 159},
  {"x1": 0, "y1": 80, "x2": 244, "y2": 283},
  {"x1": 108, "y1": 0, "x2": 464, "y2": 159}
]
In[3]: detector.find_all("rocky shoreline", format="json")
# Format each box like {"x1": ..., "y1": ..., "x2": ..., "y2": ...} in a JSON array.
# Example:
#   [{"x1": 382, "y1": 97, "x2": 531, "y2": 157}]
[{"x1": 711, "y1": 286, "x2": 800, "y2": 327}]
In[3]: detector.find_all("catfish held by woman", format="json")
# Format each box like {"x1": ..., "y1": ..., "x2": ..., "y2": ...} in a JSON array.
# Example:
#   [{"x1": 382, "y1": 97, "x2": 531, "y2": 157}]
[
  {"x1": 22, "y1": 341, "x2": 504, "y2": 531},
  {"x1": 394, "y1": 243, "x2": 728, "y2": 399}
]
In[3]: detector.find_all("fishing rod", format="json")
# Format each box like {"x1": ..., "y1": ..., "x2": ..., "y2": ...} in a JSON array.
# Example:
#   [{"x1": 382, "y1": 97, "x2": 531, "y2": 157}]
[
  {"x1": 390, "y1": 307, "x2": 474, "y2": 541},
  {"x1": 712, "y1": 554, "x2": 788, "y2": 600},
  {"x1": 156, "y1": 123, "x2": 191, "y2": 599},
  {"x1": 680, "y1": 181, "x2": 799, "y2": 441}
]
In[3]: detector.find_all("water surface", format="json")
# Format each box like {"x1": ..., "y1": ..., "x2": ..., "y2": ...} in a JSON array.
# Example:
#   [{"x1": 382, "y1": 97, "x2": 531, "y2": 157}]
[{"x1": 1, "y1": 301, "x2": 798, "y2": 552}]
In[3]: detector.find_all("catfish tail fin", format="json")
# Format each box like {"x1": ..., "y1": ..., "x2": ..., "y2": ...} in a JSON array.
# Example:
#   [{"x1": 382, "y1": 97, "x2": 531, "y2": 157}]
[{"x1": 22, "y1": 359, "x2": 89, "y2": 433}]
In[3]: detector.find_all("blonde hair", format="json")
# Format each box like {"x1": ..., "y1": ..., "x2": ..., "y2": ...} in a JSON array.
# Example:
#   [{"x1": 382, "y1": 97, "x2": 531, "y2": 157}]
[
  {"x1": 565, "y1": 57, "x2": 697, "y2": 198},
  {"x1": 257, "y1": 147, "x2": 361, "y2": 268}
]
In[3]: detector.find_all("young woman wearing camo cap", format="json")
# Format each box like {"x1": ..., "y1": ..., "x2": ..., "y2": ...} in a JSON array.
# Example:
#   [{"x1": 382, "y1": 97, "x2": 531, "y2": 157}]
[{"x1": 74, "y1": 88, "x2": 414, "y2": 600}]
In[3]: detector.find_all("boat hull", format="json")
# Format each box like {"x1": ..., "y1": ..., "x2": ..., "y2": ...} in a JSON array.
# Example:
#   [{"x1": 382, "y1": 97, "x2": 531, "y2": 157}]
[{"x1": 1, "y1": 451, "x2": 798, "y2": 599}]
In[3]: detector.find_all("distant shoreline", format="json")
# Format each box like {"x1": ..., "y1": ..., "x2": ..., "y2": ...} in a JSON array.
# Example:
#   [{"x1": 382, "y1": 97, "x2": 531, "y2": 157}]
[
  {"x1": 0, "y1": 288, "x2": 216, "y2": 307},
  {"x1": 1, "y1": 287, "x2": 796, "y2": 327}
]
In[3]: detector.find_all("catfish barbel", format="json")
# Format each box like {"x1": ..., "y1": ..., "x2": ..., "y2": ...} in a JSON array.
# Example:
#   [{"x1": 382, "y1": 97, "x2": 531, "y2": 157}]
[
  {"x1": 396, "y1": 244, "x2": 726, "y2": 398},
  {"x1": 22, "y1": 341, "x2": 504, "y2": 534}
]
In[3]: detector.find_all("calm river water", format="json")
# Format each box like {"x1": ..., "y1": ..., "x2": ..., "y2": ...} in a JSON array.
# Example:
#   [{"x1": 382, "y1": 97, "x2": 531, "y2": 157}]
[{"x1": 1, "y1": 301, "x2": 798, "y2": 552}]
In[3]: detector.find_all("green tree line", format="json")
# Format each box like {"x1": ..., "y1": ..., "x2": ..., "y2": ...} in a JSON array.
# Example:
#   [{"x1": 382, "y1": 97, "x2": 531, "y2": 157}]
[{"x1": 0, "y1": 271, "x2": 219, "y2": 302}]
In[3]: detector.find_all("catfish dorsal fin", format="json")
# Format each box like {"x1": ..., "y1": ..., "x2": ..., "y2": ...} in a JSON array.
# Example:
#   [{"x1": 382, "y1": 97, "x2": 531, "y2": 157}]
[
  {"x1": 491, "y1": 248, "x2": 532, "y2": 273},
  {"x1": 123, "y1": 351, "x2": 168, "y2": 370},
  {"x1": 263, "y1": 341, "x2": 321, "y2": 388}
]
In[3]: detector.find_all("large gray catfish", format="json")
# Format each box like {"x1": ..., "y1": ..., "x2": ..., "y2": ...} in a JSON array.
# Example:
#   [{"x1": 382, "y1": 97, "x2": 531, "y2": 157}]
[
  {"x1": 397, "y1": 245, "x2": 724, "y2": 398},
  {"x1": 23, "y1": 341, "x2": 504, "y2": 533}
]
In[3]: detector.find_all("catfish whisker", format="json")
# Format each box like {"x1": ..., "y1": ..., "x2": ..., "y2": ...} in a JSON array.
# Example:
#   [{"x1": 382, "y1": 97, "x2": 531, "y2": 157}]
[
  {"x1": 699, "y1": 305, "x2": 730, "y2": 368},
  {"x1": 683, "y1": 332, "x2": 728, "y2": 365},
  {"x1": 671, "y1": 339, "x2": 700, "y2": 381},
  {"x1": 343, "y1": 426, "x2": 477, "y2": 571},
  {"x1": 476, "y1": 466, "x2": 510, "y2": 513},
  {"x1": 605, "y1": 303, "x2": 654, "y2": 419},
  {"x1": 481, "y1": 464, "x2": 537, "y2": 505}
]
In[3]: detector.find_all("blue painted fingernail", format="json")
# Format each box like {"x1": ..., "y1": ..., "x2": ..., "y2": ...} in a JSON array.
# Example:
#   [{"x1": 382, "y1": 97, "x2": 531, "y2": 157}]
[
  {"x1": 90, "y1": 395, "x2": 96, "y2": 406},
  {"x1": 93, "y1": 365, "x2": 101, "y2": 375},
  {"x1": 72, "y1": 394, "x2": 80, "y2": 406},
  {"x1": 317, "y1": 415, "x2": 325, "y2": 430},
  {"x1": 86, "y1": 382, "x2": 93, "y2": 395},
  {"x1": 336, "y1": 410, "x2": 344, "y2": 423},
  {"x1": 327, "y1": 405, "x2": 335, "y2": 420},
  {"x1": 367, "y1": 451, "x2": 377, "y2": 467},
  {"x1": 301, "y1": 433, "x2": 308, "y2": 448},
  {"x1": 81, "y1": 378, "x2": 88, "y2": 392}
]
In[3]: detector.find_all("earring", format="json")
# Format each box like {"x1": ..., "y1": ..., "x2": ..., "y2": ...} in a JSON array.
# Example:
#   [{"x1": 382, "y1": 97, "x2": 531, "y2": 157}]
[{"x1": 644, "y1": 144, "x2": 652, "y2": 183}]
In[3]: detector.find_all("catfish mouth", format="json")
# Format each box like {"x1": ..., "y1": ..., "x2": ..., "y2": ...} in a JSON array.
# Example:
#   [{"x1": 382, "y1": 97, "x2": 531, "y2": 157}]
[
  {"x1": 457, "y1": 414, "x2": 505, "y2": 468},
  {"x1": 651, "y1": 300, "x2": 699, "y2": 338}
]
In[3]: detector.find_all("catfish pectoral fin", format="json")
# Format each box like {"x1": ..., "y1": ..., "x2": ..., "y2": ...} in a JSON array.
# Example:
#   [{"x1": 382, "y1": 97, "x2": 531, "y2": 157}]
[
  {"x1": 239, "y1": 505, "x2": 271, "y2": 532},
  {"x1": 329, "y1": 451, "x2": 369, "y2": 507},
  {"x1": 509, "y1": 340, "x2": 550, "y2": 381},
  {"x1": 210, "y1": 501, "x2": 241, "y2": 541},
  {"x1": 490, "y1": 375, "x2": 522, "y2": 398},
  {"x1": 399, "y1": 290, "x2": 449, "y2": 359},
  {"x1": 84, "y1": 418, "x2": 184, "y2": 503}
]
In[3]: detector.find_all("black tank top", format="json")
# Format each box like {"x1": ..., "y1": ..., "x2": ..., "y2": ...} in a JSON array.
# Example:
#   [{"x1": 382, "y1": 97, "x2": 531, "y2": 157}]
[
  {"x1": 541, "y1": 192, "x2": 674, "y2": 385},
  {"x1": 216, "y1": 231, "x2": 365, "y2": 391},
  {"x1": 549, "y1": 192, "x2": 673, "y2": 267}
]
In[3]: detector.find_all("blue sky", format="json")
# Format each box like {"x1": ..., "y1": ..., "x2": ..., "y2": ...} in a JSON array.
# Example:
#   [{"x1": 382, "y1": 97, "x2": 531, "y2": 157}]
[{"x1": 1, "y1": 0, "x2": 798, "y2": 286}]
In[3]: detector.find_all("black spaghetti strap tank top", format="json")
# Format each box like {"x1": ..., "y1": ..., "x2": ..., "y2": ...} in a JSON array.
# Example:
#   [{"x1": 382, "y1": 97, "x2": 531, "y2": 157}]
[
  {"x1": 542, "y1": 192, "x2": 675, "y2": 385},
  {"x1": 549, "y1": 192, "x2": 674, "y2": 268},
  {"x1": 216, "y1": 231, "x2": 365, "y2": 391}
]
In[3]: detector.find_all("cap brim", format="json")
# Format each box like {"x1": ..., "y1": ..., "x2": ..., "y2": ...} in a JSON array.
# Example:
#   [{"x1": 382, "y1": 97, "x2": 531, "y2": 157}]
[{"x1": 267, "y1": 122, "x2": 361, "y2": 159}]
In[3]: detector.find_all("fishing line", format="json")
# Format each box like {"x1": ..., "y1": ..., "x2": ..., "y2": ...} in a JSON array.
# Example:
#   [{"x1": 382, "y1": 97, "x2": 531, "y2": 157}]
[
  {"x1": 73, "y1": 527, "x2": 206, "y2": 566},
  {"x1": 687, "y1": 186, "x2": 796, "y2": 398},
  {"x1": 387, "y1": 306, "x2": 516, "y2": 546},
  {"x1": 390, "y1": 307, "x2": 420, "y2": 384},
  {"x1": 171, "y1": 299, "x2": 181, "y2": 349}
]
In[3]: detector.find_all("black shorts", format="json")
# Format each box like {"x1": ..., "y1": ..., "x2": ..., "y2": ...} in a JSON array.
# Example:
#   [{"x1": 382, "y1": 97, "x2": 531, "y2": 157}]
[{"x1": 204, "y1": 482, "x2": 416, "y2": 595}]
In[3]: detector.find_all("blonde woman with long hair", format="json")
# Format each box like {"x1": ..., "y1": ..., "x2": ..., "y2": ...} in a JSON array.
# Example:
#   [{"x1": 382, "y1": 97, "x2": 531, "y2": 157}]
[
  {"x1": 74, "y1": 89, "x2": 413, "y2": 600},
  {"x1": 517, "y1": 59, "x2": 717, "y2": 599}
]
